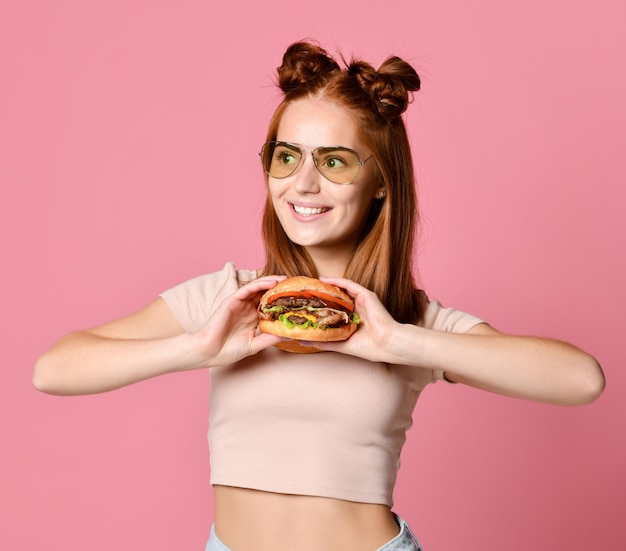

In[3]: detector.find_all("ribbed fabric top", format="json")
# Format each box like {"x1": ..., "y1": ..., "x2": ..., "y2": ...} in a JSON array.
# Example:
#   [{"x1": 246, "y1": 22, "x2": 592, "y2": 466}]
[{"x1": 160, "y1": 263, "x2": 484, "y2": 506}]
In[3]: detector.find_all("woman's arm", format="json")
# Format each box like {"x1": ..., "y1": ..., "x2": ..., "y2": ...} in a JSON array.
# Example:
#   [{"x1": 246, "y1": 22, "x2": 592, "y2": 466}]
[
  {"x1": 314, "y1": 277, "x2": 605, "y2": 406},
  {"x1": 33, "y1": 276, "x2": 284, "y2": 396},
  {"x1": 389, "y1": 321, "x2": 604, "y2": 406}
]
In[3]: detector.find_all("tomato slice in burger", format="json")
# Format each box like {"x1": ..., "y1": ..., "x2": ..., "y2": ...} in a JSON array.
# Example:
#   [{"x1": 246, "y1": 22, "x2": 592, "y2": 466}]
[{"x1": 265, "y1": 291, "x2": 308, "y2": 304}]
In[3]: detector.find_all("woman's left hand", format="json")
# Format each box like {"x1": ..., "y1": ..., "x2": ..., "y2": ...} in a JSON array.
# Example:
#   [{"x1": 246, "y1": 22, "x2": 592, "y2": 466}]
[{"x1": 304, "y1": 276, "x2": 400, "y2": 363}]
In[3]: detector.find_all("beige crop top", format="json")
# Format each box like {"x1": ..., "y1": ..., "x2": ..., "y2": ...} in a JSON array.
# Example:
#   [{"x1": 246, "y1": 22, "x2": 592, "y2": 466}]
[{"x1": 160, "y1": 263, "x2": 484, "y2": 507}]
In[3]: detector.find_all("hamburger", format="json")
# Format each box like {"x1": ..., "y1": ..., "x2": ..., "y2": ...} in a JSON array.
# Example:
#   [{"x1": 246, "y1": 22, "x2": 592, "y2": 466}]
[{"x1": 258, "y1": 276, "x2": 360, "y2": 353}]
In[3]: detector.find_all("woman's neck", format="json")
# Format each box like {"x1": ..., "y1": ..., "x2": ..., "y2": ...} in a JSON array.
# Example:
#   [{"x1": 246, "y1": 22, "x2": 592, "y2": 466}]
[{"x1": 306, "y1": 246, "x2": 352, "y2": 277}]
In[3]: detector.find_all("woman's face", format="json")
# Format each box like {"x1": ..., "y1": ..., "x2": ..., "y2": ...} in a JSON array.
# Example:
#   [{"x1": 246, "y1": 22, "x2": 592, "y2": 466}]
[{"x1": 268, "y1": 97, "x2": 383, "y2": 264}]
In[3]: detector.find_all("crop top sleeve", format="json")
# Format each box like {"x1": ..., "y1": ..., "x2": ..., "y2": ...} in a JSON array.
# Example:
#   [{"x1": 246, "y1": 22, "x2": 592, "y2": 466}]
[{"x1": 160, "y1": 262, "x2": 484, "y2": 507}]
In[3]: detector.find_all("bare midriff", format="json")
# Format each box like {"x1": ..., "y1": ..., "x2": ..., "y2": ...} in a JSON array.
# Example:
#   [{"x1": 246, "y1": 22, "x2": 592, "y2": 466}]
[{"x1": 213, "y1": 486, "x2": 400, "y2": 551}]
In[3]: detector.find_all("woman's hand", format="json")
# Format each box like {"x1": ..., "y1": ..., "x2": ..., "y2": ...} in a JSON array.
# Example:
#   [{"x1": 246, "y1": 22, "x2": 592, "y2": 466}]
[
  {"x1": 304, "y1": 276, "x2": 401, "y2": 363},
  {"x1": 194, "y1": 276, "x2": 286, "y2": 367}
]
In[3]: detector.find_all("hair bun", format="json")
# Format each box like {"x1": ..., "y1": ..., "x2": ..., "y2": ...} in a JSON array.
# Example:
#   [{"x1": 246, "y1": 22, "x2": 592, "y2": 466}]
[
  {"x1": 349, "y1": 56, "x2": 421, "y2": 121},
  {"x1": 277, "y1": 42, "x2": 340, "y2": 94}
]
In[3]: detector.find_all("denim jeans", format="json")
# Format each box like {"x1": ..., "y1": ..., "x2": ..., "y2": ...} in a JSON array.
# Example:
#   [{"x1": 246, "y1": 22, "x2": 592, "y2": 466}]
[{"x1": 205, "y1": 513, "x2": 422, "y2": 551}]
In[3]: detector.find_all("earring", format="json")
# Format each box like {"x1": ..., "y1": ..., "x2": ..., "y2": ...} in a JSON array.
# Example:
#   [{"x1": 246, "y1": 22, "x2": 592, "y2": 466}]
[{"x1": 376, "y1": 189, "x2": 386, "y2": 199}]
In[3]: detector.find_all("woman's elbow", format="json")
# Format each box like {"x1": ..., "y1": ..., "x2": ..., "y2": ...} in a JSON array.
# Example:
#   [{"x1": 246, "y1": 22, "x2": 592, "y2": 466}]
[
  {"x1": 33, "y1": 353, "x2": 53, "y2": 394},
  {"x1": 571, "y1": 355, "x2": 605, "y2": 406},
  {"x1": 32, "y1": 350, "x2": 66, "y2": 395}
]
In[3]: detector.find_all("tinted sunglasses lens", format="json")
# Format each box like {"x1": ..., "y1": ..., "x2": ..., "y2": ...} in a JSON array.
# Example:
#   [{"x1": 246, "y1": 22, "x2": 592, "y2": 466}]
[
  {"x1": 261, "y1": 142, "x2": 302, "y2": 179},
  {"x1": 313, "y1": 147, "x2": 360, "y2": 184}
]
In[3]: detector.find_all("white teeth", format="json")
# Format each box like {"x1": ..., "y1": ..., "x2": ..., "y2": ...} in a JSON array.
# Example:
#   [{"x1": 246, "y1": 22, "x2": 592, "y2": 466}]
[{"x1": 293, "y1": 205, "x2": 328, "y2": 216}]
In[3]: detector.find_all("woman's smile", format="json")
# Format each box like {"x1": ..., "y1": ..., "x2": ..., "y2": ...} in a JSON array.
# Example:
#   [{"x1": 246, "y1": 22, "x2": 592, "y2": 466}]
[{"x1": 290, "y1": 202, "x2": 332, "y2": 218}]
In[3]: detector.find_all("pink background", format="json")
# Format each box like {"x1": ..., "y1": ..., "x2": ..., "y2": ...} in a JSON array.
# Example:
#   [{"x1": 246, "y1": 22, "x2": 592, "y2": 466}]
[{"x1": 1, "y1": 1, "x2": 624, "y2": 549}]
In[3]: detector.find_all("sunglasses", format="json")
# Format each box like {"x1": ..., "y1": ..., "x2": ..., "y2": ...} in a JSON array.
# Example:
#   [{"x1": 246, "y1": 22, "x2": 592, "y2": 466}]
[{"x1": 259, "y1": 141, "x2": 374, "y2": 185}]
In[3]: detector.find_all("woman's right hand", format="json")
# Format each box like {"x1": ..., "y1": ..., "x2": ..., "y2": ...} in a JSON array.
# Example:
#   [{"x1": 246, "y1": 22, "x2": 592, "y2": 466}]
[
  {"x1": 33, "y1": 276, "x2": 284, "y2": 396},
  {"x1": 193, "y1": 275, "x2": 285, "y2": 368}
]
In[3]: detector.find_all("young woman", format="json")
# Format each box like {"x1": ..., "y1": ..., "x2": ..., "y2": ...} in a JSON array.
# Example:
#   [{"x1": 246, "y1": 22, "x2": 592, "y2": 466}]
[{"x1": 33, "y1": 41, "x2": 605, "y2": 551}]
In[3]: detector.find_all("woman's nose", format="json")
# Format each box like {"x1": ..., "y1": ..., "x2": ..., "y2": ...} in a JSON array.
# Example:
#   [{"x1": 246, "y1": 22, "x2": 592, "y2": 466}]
[{"x1": 292, "y1": 152, "x2": 321, "y2": 193}]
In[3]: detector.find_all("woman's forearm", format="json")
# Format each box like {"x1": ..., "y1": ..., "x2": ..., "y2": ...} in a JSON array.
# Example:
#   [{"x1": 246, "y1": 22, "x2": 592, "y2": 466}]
[
  {"x1": 33, "y1": 331, "x2": 201, "y2": 396},
  {"x1": 388, "y1": 323, "x2": 605, "y2": 406}
]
